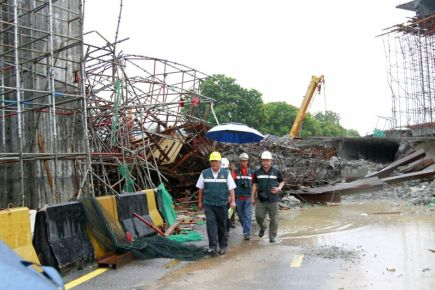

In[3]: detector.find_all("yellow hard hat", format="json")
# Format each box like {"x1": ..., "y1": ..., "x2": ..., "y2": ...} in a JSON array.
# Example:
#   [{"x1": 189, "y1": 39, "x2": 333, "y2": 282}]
[{"x1": 209, "y1": 151, "x2": 222, "y2": 161}]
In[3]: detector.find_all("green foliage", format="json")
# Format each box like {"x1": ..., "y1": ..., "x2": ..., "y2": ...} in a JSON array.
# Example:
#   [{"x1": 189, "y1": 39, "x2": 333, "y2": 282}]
[
  {"x1": 199, "y1": 74, "x2": 266, "y2": 129},
  {"x1": 299, "y1": 114, "x2": 322, "y2": 137},
  {"x1": 263, "y1": 102, "x2": 298, "y2": 136},
  {"x1": 313, "y1": 111, "x2": 360, "y2": 137},
  {"x1": 314, "y1": 111, "x2": 340, "y2": 125}
]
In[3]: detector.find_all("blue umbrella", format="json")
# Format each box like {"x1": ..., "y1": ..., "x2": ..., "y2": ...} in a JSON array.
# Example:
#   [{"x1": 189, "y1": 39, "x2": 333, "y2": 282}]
[
  {"x1": 206, "y1": 123, "x2": 265, "y2": 144},
  {"x1": 0, "y1": 241, "x2": 64, "y2": 290}
]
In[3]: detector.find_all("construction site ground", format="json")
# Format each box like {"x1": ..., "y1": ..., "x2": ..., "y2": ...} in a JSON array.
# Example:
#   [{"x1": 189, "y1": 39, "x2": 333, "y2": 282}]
[{"x1": 67, "y1": 191, "x2": 435, "y2": 290}]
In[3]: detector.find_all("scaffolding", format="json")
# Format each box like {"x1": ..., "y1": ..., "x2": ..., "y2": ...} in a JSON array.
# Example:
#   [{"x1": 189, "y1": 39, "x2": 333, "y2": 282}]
[
  {"x1": 83, "y1": 32, "x2": 216, "y2": 198},
  {"x1": 382, "y1": 14, "x2": 435, "y2": 136},
  {"x1": 0, "y1": 0, "x2": 217, "y2": 208}
]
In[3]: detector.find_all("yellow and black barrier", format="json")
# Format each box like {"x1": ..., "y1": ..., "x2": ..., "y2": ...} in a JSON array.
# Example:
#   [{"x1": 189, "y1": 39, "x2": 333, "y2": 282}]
[
  {"x1": 86, "y1": 196, "x2": 121, "y2": 260},
  {"x1": 143, "y1": 189, "x2": 164, "y2": 227},
  {"x1": 32, "y1": 201, "x2": 95, "y2": 274},
  {"x1": 117, "y1": 192, "x2": 156, "y2": 238},
  {"x1": 0, "y1": 207, "x2": 40, "y2": 265}
]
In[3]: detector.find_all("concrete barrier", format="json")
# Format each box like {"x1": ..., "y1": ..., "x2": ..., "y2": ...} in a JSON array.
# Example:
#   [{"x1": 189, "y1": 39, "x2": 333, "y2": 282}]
[
  {"x1": 117, "y1": 192, "x2": 156, "y2": 238},
  {"x1": 0, "y1": 207, "x2": 40, "y2": 265},
  {"x1": 86, "y1": 196, "x2": 121, "y2": 259},
  {"x1": 143, "y1": 189, "x2": 164, "y2": 227},
  {"x1": 33, "y1": 201, "x2": 95, "y2": 274}
]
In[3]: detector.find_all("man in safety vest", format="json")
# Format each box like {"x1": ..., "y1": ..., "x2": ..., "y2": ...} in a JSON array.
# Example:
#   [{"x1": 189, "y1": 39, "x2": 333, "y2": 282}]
[
  {"x1": 197, "y1": 152, "x2": 236, "y2": 255},
  {"x1": 251, "y1": 151, "x2": 284, "y2": 243},
  {"x1": 232, "y1": 152, "x2": 255, "y2": 240},
  {"x1": 220, "y1": 157, "x2": 234, "y2": 235}
]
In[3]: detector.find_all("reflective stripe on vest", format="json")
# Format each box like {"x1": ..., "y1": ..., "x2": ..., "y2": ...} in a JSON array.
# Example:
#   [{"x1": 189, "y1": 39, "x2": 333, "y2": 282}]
[
  {"x1": 235, "y1": 176, "x2": 252, "y2": 180},
  {"x1": 255, "y1": 167, "x2": 280, "y2": 202},
  {"x1": 235, "y1": 168, "x2": 253, "y2": 197},
  {"x1": 257, "y1": 175, "x2": 277, "y2": 179},
  {"x1": 202, "y1": 168, "x2": 229, "y2": 206}
]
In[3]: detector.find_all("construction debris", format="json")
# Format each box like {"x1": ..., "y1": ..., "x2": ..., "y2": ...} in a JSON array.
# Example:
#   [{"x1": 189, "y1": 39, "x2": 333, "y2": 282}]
[{"x1": 286, "y1": 146, "x2": 435, "y2": 204}]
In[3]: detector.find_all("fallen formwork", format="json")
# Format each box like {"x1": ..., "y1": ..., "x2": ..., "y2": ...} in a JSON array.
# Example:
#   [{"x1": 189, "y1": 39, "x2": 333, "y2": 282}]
[
  {"x1": 218, "y1": 135, "x2": 435, "y2": 205},
  {"x1": 290, "y1": 145, "x2": 435, "y2": 204}
]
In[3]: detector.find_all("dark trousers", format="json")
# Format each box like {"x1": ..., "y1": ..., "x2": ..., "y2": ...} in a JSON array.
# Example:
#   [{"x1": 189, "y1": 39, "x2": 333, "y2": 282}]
[{"x1": 204, "y1": 204, "x2": 228, "y2": 250}]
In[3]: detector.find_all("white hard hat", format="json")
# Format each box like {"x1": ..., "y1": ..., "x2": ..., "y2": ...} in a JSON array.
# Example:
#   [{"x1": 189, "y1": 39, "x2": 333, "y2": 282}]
[
  {"x1": 261, "y1": 151, "x2": 273, "y2": 160},
  {"x1": 239, "y1": 152, "x2": 249, "y2": 160},
  {"x1": 221, "y1": 157, "x2": 230, "y2": 168}
]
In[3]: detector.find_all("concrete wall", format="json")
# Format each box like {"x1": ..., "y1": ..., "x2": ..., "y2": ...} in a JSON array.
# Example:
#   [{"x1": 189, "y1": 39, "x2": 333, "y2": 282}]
[{"x1": 0, "y1": 0, "x2": 86, "y2": 208}]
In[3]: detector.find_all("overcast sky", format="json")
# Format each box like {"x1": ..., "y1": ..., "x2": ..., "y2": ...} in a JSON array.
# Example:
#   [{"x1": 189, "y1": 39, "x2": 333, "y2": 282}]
[{"x1": 84, "y1": 0, "x2": 413, "y2": 136}]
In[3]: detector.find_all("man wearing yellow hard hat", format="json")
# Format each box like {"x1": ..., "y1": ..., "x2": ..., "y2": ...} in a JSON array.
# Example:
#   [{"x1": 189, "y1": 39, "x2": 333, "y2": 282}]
[{"x1": 196, "y1": 151, "x2": 236, "y2": 256}]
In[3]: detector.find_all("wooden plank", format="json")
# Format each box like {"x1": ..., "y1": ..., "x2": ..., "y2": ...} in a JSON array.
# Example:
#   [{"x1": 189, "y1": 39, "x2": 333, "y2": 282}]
[
  {"x1": 97, "y1": 251, "x2": 133, "y2": 269},
  {"x1": 366, "y1": 149, "x2": 426, "y2": 178},
  {"x1": 164, "y1": 221, "x2": 181, "y2": 237}
]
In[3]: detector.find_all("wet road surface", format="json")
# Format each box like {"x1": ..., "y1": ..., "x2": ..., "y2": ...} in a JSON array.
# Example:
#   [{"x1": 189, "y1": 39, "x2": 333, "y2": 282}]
[{"x1": 71, "y1": 199, "x2": 435, "y2": 290}]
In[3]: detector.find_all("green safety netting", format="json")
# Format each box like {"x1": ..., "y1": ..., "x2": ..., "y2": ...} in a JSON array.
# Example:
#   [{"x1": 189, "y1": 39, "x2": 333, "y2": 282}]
[
  {"x1": 373, "y1": 129, "x2": 385, "y2": 137},
  {"x1": 158, "y1": 184, "x2": 177, "y2": 226},
  {"x1": 82, "y1": 197, "x2": 206, "y2": 261},
  {"x1": 167, "y1": 230, "x2": 203, "y2": 243},
  {"x1": 111, "y1": 80, "x2": 121, "y2": 145},
  {"x1": 119, "y1": 164, "x2": 134, "y2": 192}
]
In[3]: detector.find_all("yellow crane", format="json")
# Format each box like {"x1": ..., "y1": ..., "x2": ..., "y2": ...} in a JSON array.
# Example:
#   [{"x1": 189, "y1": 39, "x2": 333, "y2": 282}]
[{"x1": 288, "y1": 75, "x2": 324, "y2": 138}]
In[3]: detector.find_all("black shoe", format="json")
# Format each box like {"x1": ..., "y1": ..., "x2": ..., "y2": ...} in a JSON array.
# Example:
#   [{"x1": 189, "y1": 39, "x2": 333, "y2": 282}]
[
  {"x1": 259, "y1": 229, "x2": 265, "y2": 238},
  {"x1": 207, "y1": 248, "x2": 218, "y2": 256},
  {"x1": 244, "y1": 234, "x2": 250, "y2": 241},
  {"x1": 219, "y1": 248, "x2": 227, "y2": 255},
  {"x1": 269, "y1": 237, "x2": 276, "y2": 243}
]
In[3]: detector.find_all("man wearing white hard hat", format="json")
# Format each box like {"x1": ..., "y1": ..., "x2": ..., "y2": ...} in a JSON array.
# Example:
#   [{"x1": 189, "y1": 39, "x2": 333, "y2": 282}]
[
  {"x1": 251, "y1": 151, "x2": 284, "y2": 243},
  {"x1": 220, "y1": 157, "x2": 235, "y2": 235},
  {"x1": 196, "y1": 152, "x2": 236, "y2": 255},
  {"x1": 232, "y1": 152, "x2": 255, "y2": 240}
]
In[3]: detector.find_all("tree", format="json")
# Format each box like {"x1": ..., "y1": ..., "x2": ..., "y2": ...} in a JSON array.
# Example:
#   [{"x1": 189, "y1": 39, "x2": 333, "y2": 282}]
[
  {"x1": 345, "y1": 129, "x2": 360, "y2": 137},
  {"x1": 299, "y1": 114, "x2": 323, "y2": 137},
  {"x1": 199, "y1": 74, "x2": 266, "y2": 129},
  {"x1": 313, "y1": 110, "x2": 360, "y2": 137},
  {"x1": 262, "y1": 102, "x2": 298, "y2": 136},
  {"x1": 314, "y1": 111, "x2": 341, "y2": 125}
]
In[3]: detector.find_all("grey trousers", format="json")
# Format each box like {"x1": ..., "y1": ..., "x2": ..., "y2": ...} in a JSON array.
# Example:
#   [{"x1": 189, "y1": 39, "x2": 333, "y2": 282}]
[{"x1": 255, "y1": 201, "x2": 279, "y2": 238}]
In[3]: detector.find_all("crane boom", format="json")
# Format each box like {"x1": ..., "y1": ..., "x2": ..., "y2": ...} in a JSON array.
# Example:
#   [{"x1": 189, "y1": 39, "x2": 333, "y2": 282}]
[{"x1": 289, "y1": 75, "x2": 324, "y2": 138}]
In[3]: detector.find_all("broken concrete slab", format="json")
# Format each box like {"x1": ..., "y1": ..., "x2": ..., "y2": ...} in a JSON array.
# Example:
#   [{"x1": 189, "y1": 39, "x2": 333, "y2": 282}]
[
  {"x1": 381, "y1": 169, "x2": 435, "y2": 184},
  {"x1": 291, "y1": 177, "x2": 385, "y2": 203},
  {"x1": 399, "y1": 158, "x2": 434, "y2": 174},
  {"x1": 366, "y1": 149, "x2": 426, "y2": 178}
]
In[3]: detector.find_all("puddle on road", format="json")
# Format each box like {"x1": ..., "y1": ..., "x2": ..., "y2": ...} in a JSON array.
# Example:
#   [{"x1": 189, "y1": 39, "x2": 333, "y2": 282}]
[
  {"x1": 146, "y1": 200, "x2": 435, "y2": 289},
  {"x1": 279, "y1": 200, "x2": 435, "y2": 289},
  {"x1": 279, "y1": 200, "x2": 421, "y2": 239}
]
